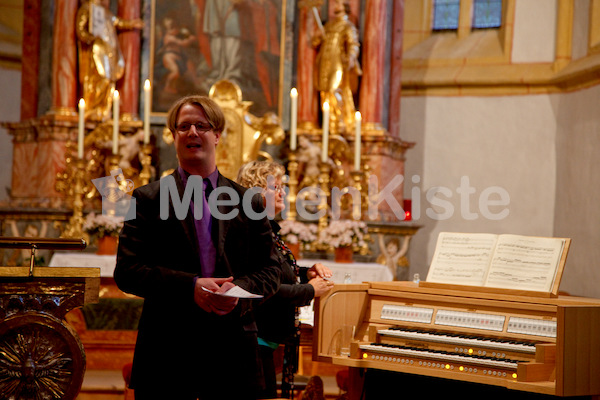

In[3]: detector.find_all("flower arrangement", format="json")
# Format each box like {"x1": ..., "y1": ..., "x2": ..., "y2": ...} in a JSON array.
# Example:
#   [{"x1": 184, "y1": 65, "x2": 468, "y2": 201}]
[
  {"x1": 279, "y1": 220, "x2": 317, "y2": 248},
  {"x1": 318, "y1": 219, "x2": 368, "y2": 250},
  {"x1": 83, "y1": 212, "x2": 124, "y2": 238}
]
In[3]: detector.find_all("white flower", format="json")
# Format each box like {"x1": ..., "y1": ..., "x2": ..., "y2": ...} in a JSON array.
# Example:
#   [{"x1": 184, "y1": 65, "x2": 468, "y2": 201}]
[
  {"x1": 279, "y1": 220, "x2": 317, "y2": 246},
  {"x1": 83, "y1": 212, "x2": 124, "y2": 238},
  {"x1": 318, "y1": 219, "x2": 368, "y2": 249}
]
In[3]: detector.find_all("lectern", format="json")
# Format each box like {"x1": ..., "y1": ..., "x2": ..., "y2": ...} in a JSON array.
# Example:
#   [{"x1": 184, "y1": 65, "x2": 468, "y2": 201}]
[{"x1": 0, "y1": 237, "x2": 100, "y2": 400}]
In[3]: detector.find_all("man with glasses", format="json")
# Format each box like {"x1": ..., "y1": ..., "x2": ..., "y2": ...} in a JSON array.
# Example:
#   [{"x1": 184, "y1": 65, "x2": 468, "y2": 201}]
[{"x1": 115, "y1": 95, "x2": 281, "y2": 399}]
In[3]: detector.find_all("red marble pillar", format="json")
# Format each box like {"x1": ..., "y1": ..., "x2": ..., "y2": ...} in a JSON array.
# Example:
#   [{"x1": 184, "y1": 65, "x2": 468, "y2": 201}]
[
  {"x1": 117, "y1": 0, "x2": 141, "y2": 120},
  {"x1": 388, "y1": 0, "x2": 404, "y2": 137},
  {"x1": 21, "y1": 0, "x2": 41, "y2": 120},
  {"x1": 51, "y1": 0, "x2": 78, "y2": 116},
  {"x1": 358, "y1": 0, "x2": 387, "y2": 132},
  {"x1": 297, "y1": 4, "x2": 319, "y2": 130}
]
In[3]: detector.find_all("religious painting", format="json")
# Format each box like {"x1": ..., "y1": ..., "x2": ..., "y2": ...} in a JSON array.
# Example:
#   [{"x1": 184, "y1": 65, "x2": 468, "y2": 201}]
[{"x1": 150, "y1": 0, "x2": 292, "y2": 120}]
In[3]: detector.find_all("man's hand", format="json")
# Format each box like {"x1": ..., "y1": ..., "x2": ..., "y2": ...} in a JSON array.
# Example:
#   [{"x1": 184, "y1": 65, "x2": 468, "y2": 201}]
[{"x1": 194, "y1": 277, "x2": 239, "y2": 315}]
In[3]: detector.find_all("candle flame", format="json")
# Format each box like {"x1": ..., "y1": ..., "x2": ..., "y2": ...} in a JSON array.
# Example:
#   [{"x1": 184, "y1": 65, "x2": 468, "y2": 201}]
[
  {"x1": 144, "y1": 79, "x2": 151, "y2": 90},
  {"x1": 79, "y1": 98, "x2": 85, "y2": 108},
  {"x1": 290, "y1": 87, "x2": 297, "y2": 98},
  {"x1": 355, "y1": 111, "x2": 361, "y2": 121},
  {"x1": 113, "y1": 90, "x2": 120, "y2": 99},
  {"x1": 323, "y1": 101, "x2": 329, "y2": 111}
]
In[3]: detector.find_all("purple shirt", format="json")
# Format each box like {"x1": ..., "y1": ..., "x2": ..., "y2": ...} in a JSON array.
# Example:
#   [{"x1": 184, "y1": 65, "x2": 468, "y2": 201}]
[{"x1": 178, "y1": 167, "x2": 218, "y2": 277}]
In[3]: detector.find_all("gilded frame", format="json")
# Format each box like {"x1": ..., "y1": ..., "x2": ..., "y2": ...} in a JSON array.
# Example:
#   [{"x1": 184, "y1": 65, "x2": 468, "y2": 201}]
[{"x1": 149, "y1": 0, "x2": 292, "y2": 122}]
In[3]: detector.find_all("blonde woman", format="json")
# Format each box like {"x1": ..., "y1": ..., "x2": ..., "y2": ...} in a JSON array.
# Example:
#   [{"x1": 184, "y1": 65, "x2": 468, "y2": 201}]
[{"x1": 237, "y1": 160, "x2": 333, "y2": 398}]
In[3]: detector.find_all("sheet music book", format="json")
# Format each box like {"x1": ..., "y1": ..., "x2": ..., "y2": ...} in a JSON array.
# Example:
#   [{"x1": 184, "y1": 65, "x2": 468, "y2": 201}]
[{"x1": 426, "y1": 232, "x2": 570, "y2": 293}]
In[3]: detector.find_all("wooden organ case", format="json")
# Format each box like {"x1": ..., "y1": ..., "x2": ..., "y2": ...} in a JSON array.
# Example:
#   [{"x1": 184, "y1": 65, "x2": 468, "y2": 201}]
[{"x1": 314, "y1": 282, "x2": 600, "y2": 399}]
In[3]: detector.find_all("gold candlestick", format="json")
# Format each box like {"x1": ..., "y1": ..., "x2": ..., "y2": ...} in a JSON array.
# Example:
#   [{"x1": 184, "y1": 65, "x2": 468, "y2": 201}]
[
  {"x1": 139, "y1": 143, "x2": 153, "y2": 186},
  {"x1": 59, "y1": 158, "x2": 90, "y2": 240},
  {"x1": 350, "y1": 170, "x2": 365, "y2": 220},
  {"x1": 317, "y1": 162, "x2": 331, "y2": 235},
  {"x1": 286, "y1": 152, "x2": 299, "y2": 221},
  {"x1": 105, "y1": 153, "x2": 121, "y2": 177}
]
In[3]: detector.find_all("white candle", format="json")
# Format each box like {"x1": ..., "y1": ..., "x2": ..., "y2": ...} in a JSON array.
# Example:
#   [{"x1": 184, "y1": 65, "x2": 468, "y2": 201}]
[
  {"x1": 78, "y1": 98, "x2": 85, "y2": 159},
  {"x1": 354, "y1": 111, "x2": 362, "y2": 171},
  {"x1": 112, "y1": 90, "x2": 120, "y2": 155},
  {"x1": 143, "y1": 79, "x2": 151, "y2": 144},
  {"x1": 290, "y1": 88, "x2": 298, "y2": 151},
  {"x1": 321, "y1": 101, "x2": 330, "y2": 163}
]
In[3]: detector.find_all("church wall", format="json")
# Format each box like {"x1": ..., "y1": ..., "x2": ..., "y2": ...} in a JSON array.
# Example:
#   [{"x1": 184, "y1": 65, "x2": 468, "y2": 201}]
[
  {"x1": 401, "y1": 94, "x2": 562, "y2": 293},
  {"x1": 553, "y1": 84, "x2": 600, "y2": 299},
  {"x1": 0, "y1": 67, "x2": 19, "y2": 203},
  {"x1": 511, "y1": 0, "x2": 557, "y2": 63},
  {"x1": 399, "y1": 0, "x2": 600, "y2": 299}
]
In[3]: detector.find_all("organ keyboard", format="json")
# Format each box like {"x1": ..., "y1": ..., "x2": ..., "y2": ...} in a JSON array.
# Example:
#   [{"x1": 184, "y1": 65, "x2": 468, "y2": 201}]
[{"x1": 313, "y1": 281, "x2": 600, "y2": 398}]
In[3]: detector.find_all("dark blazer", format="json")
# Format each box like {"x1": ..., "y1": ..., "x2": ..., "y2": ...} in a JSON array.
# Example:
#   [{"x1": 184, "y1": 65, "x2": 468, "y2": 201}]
[
  {"x1": 254, "y1": 221, "x2": 315, "y2": 345},
  {"x1": 114, "y1": 170, "x2": 281, "y2": 397}
]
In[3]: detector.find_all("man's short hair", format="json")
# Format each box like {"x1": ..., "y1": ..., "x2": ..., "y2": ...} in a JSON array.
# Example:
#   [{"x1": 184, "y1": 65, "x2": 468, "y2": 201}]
[{"x1": 166, "y1": 95, "x2": 226, "y2": 135}]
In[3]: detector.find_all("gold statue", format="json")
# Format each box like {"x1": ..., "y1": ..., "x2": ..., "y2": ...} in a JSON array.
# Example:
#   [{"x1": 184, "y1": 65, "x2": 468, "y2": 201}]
[
  {"x1": 312, "y1": 0, "x2": 362, "y2": 134},
  {"x1": 75, "y1": 0, "x2": 142, "y2": 121}
]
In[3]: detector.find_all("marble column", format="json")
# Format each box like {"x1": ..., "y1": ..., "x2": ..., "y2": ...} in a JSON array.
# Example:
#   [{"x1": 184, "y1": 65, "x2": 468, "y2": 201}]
[
  {"x1": 388, "y1": 0, "x2": 404, "y2": 137},
  {"x1": 21, "y1": 0, "x2": 41, "y2": 120},
  {"x1": 358, "y1": 0, "x2": 387, "y2": 133},
  {"x1": 297, "y1": 3, "x2": 319, "y2": 131},
  {"x1": 51, "y1": 0, "x2": 78, "y2": 116},
  {"x1": 117, "y1": 0, "x2": 142, "y2": 121}
]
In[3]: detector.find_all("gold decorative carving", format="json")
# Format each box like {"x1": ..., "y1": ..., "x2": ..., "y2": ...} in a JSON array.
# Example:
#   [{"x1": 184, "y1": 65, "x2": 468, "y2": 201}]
[
  {"x1": 0, "y1": 313, "x2": 85, "y2": 400},
  {"x1": 0, "y1": 265, "x2": 99, "y2": 400},
  {"x1": 312, "y1": 0, "x2": 362, "y2": 135},
  {"x1": 208, "y1": 80, "x2": 285, "y2": 180}
]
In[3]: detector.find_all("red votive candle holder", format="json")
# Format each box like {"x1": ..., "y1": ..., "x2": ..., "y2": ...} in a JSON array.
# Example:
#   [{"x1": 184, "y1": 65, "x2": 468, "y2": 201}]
[{"x1": 403, "y1": 199, "x2": 412, "y2": 221}]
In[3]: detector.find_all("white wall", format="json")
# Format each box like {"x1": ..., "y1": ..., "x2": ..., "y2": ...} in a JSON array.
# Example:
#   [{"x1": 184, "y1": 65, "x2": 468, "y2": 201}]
[
  {"x1": 553, "y1": 85, "x2": 600, "y2": 298},
  {"x1": 0, "y1": 67, "x2": 19, "y2": 203},
  {"x1": 401, "y1": 87, "x2": 600, "y2": 298},
  {"x1": 512, "y1": 0, "x2": 557, "y2": 63},
  {"x1": 401, "y1": 94, "x2": 565, "y2": 289}
]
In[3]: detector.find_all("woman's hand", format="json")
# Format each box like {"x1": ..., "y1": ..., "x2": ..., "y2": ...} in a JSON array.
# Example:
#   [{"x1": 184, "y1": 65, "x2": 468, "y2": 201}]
[
  {"x1": 308, "y1": 276, "x2": 334, "y2": 297},
  {"x1": 307, "y1": 263, "x2": 332, "y2": 280}
]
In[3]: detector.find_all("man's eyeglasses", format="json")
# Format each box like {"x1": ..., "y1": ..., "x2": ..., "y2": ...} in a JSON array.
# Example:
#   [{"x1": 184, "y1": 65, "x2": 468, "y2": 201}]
[{"x1": 176, "y1": 122, "x2": 213, "y2": 134}]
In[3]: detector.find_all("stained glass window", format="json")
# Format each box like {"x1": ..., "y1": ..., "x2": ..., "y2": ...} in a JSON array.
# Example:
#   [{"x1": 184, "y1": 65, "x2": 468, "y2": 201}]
[
  {"x1": 472, "y1": 0, "x2": 502, "y2": 29},
  {"x1": 432, "y1": 0, "x2": 460, "y2": 31}
]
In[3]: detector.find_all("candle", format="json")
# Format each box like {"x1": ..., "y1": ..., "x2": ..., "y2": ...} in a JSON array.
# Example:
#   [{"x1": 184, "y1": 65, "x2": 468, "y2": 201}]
[
  {"x1": 78, "y1": 98, "x2": 85, "y2": 159},
  {"x1": 112, "y1": 89, "x2": 120, "y2": 155},
  {"x1": 321, "y1": 101, "x2": 330, "y2": 163},
  {"x1": 354, "y1": 111, "x2": 361, "y2": 171},
  {"x1": 290, "y1": 88, "x2": 298, "y2": 151},
  {"x1": 144, "y1": 79, "x2": 151, "y2": 145}
]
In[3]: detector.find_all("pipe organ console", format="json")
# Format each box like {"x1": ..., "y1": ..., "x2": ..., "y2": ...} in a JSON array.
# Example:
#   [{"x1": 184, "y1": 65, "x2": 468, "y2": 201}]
[{"x1": 314, "y1": 281, "x2": 600, "y2": 399}]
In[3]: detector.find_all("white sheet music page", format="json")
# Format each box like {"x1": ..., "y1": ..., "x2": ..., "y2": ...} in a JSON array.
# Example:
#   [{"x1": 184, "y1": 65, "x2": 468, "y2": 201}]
[
  {"x1": 484, "y1": 235, "x2": 565, "y2": 292},
  {"x1": 202, "y1": 285, "x2": 263, "y2": 299},
  {"x1": 426, "y1": 232, "x2": 498, "y2": 286}
]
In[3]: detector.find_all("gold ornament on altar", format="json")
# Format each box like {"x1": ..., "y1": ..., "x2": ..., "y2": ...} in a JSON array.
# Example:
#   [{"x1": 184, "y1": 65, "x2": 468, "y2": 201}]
[
  {"x1": 312, "y1": 0, "x2": 362, "y2": 135},
  {"x1": 210, "y1": 79, "x2": 285, "y2": 180},
  {"x1": 75, "y1": 0, "x2": 143, "y2": 121},
  {"x1": 55, "y1": 149, "x2": 94, "y2": 240}
]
